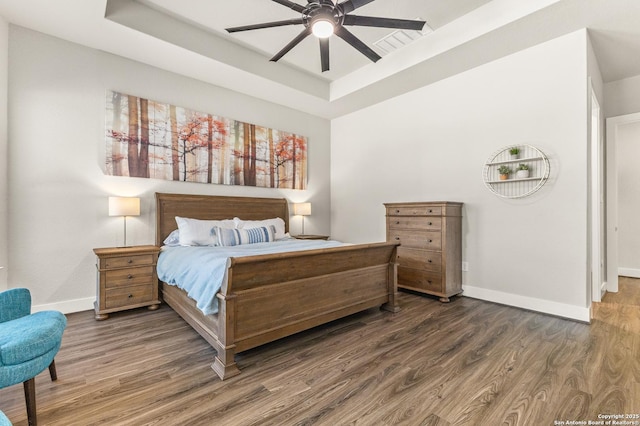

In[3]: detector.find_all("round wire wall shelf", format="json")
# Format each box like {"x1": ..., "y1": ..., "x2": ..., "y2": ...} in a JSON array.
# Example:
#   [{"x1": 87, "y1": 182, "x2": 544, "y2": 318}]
[{"x1": 483, "y1": 144, "x2": 550, "y2": 199}]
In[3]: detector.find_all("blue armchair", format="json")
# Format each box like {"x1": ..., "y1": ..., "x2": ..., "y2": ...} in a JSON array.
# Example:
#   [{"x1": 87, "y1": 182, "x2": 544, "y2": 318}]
[
  {"x1": 0, "y1": 410, "x2": 11, "y2": 426},
  {"x1": 0, "y1": 288, "x2": 66, "y2": 426}
]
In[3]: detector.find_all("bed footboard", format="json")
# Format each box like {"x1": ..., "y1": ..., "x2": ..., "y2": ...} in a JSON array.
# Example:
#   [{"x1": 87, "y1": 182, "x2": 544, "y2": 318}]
[
  {"x1": 162, "y1": 241, "x2": 399, "y2": 380},
  {"x1": 211, "y1": 241, "x2": 399, "y2": 379}
]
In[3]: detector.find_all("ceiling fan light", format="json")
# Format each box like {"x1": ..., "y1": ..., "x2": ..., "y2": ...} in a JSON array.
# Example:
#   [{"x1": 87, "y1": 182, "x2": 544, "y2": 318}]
[{"x1": 312, "y1": 19, "x2": 334, "y2": 38}]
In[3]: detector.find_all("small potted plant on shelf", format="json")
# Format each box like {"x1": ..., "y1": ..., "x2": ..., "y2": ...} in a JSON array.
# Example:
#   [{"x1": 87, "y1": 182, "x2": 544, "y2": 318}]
[
  {"x1": 509, "y1": 147, "x2": 520, "y2": 159},
  {"x1": 516, "y1": 163, "x2": 530, "y2": 178},
  {"x1": 498, "y1": 165, "x2": 511, "y2": 180}
]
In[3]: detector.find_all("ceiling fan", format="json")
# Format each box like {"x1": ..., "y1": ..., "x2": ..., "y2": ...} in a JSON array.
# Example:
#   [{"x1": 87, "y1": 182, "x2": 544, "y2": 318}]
[{"x1": 225, "y1": 0, "x2": 426, "y2": 72}]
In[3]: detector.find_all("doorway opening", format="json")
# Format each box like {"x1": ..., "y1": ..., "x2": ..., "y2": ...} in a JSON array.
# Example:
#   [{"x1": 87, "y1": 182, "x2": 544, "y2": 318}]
[{"x1": 607, "y1": 112, "x2": 640, "y2": 295}]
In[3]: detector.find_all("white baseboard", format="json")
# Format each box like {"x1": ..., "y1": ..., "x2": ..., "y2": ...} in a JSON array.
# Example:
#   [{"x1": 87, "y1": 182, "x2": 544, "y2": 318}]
[
  {"x1": 462, "y1": 285, "x2": 590, "y2": 323},
  {"x1": 32, "y1": 297, "x2": 94, "y2": 315},
  {"x1": 618, "y1": 267, "x2": 640, "y2": 278},
  {"x1": 32, "y1": 287, "x2": 595, "y2": 321}
]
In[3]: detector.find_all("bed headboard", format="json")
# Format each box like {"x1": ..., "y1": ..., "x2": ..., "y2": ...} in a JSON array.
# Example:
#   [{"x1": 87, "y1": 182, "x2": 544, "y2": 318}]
[{"x1": 155, "y1": 193, "x2": 290, "y2": 246}]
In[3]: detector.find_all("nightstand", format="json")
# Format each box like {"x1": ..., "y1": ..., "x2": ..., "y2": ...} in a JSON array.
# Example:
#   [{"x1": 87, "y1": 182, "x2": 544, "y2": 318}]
[
  {"x1": 293, "y1": 234, "x2": 330, "y2": 240},
  {"x1": 93, "y1": 245, "x2": 161, "y2": 320}
]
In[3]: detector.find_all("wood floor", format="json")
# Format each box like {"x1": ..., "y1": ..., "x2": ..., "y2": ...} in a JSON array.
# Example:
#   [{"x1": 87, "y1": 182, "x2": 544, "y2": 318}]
[{"x1": 2, "y1": 280, "x2": 640, "y2": 425}]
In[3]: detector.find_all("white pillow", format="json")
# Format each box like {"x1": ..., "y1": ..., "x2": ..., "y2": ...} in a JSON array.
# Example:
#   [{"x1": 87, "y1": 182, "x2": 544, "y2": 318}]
[
  {"x1": 175, "y1": 216, "x2": 236, "y2": 246},
  {"x1": 163, "y1": 229, "x2": 180, "y2": 246},
  {"x1": 234, "y1": 217, "x2": 286, "y2": 240}
]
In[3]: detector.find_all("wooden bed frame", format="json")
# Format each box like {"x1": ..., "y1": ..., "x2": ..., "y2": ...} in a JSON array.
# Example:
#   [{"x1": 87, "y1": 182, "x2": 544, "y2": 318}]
[{"x1": 155, "y1": 192, "x2": 399, "y2": 380}]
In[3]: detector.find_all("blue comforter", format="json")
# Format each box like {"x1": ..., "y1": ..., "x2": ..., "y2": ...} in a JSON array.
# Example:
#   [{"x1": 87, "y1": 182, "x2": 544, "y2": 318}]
[{"x1": 157, "y1": 239, "x2": 345, "y2": 315}]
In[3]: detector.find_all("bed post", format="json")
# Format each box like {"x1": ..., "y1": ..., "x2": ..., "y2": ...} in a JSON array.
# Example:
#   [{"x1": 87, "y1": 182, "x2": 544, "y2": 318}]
[
  {"x1": 382, "y1": 246, "x2": 400, "y2": 313},
  {"x1": 211, "y1": 293, "x2": 241, "y2": 380}
]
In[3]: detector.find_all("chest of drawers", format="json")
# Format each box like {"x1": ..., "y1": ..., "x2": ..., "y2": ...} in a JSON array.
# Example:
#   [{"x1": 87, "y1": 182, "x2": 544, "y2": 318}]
[
  {"x1": 93, "y1": 245, "x2": 161, "y2": 320},
  {"x1": 385, "y1": 202, "x2": 463, "y2": 302}
]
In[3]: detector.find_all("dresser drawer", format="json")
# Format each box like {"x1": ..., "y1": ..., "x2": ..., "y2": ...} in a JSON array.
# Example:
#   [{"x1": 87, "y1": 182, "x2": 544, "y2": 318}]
[
  {"x1": 397, "y1": 247, "x2": 442, "y2": 272},
  {"x1": 102, "y1": 254, "x2": 154, "y2": 269},
  {"x1": 398, "y1": 267, "x2": 443, "y2": 293},
  {"x1": 105, "y1": 266, "x2": 154, "y2": 288},
  {"x1": 388, "y1": 217, "x2": 442, "y2": 231},
  {"x1": 387, "y1": 206, "x2": 442, "y2": 216},
  {"x1": 389, "y1": 230, "x2": 442, "y2": 250},
  {"x1": 105, "y1": 284, "x2": 155, "y2": 309}
]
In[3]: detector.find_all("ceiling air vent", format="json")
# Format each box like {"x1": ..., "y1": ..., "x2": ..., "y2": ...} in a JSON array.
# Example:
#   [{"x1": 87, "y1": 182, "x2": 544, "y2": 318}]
[{"x1": 373, "y1": 21, "x2": 432, "y2": 56}]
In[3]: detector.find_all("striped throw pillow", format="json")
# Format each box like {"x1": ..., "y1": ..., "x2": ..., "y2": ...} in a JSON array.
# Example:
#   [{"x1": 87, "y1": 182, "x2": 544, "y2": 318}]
[{"x1": 216, "y1": 225, "x2": 276, "y2": 247}]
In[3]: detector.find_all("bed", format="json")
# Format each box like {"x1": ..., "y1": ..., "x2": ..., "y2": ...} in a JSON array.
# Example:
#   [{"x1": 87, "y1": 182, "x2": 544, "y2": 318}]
[{"x1": 155, "y1": 192, "x2": 400, "y2": 380}]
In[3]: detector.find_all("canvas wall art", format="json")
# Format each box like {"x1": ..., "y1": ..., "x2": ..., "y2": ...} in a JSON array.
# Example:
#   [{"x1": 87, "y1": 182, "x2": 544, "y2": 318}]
[{"x1": 105, "y1": 90, "x2": 307, "y2": 189}]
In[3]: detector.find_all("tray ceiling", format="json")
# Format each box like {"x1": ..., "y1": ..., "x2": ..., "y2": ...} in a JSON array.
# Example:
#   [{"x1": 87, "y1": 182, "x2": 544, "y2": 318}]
[{"x1": 2, "y1": 0, "x2": 640, "y2": 118}]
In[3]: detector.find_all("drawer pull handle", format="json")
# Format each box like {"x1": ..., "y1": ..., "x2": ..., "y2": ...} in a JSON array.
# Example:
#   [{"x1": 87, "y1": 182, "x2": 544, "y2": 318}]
[
  {"x1": 128, "y1": 294, "x2": 133, "y2": 298},
  {"x1": 428, "y1": 222, "x2": 432, "y2": 226},
  {"x1": 395, "y1": 221, "x2": 400, "y2": 225},
  {"x1": 428, "y1": 259, "x2": 432, "y2": 263},
  {"x1": 428, "y1": 239, "x2": 433, "y2": 243},
  {"x1": 427, "y1": 280, "x2": 432, "y2": 284},
  {"x1": 127, "y1": 274, "x2": 133, "y2": 279},
  {"x1": 428, "y1": 209, "x2": 433, "y2": 213},
  {"x1": 395, "y1": 209, "x2": 400, "y2": 213},
  {"x1": 395, "y1": 237, "x2": 400, "y2": 241},
  {"x1": 128, "y1": 259, "x2": 133, "y2": 264}
]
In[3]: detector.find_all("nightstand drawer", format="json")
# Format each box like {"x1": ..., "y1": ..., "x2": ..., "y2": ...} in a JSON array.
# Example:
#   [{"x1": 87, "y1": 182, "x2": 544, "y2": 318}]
[
  {"x1": 388, "y1": 217, "x2": 442, "y2": 231},
  {"x1": 105, "y1": 266, "x2": 154, "y2": 288},
  {"x1": 397, "y1": 247, "x2": 442, "y2": 272},
  {"x1": 294, "y1": 234, "x2": 330, "y2": 240},
  {"x1": 105, "y1": 284, "x2": 155, "y2": 309},
  {"x1": 102, "y1": 254, "x2": 154, "y2": 269}
]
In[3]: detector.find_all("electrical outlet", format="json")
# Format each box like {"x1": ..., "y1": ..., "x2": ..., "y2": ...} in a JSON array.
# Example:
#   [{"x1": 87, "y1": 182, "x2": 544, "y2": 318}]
[{"x1": 462, "y1": 261, "x2": 469, "y2": 272}]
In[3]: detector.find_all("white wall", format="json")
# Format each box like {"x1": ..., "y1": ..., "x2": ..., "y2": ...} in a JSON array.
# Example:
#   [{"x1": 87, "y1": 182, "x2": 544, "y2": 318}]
[
  {"x1": 331, "y1": 30, "x2": 590, "y2": 321},
  {"x1": 587, "y1": 35, "x2": 604, "y2": 103},
  {"x1": 0, "y1": 15, "x2": 8, "y2": 291},
  {"x1": 604, "y1": 75, "x2": 640, "y2": 118},
  {"x1": 616, "y1": 120, "x2": 640, "y2": 277},
  {"x1": 8, "y1": 26, "x2": 331, "y2": 311}
]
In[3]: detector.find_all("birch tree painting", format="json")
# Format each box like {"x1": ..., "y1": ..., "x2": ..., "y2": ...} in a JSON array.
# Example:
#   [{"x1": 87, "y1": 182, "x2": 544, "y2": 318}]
[{"x1": 105, "y1": 90, "x2": 308, "y2": 189}]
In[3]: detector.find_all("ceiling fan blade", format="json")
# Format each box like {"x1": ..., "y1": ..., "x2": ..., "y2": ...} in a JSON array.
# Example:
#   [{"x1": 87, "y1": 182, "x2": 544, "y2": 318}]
[
  {"x1": 226, "y1": 18, "x2": 304, "y2": 33},
  {"x1": 320, "y1": 38, "x2": 330, "y2": 72},
  {"x1": 334, "y1": 26, "x2": 381, "y2": 63},
  {"x1": 343, "y1": 15, "x2": 426, "y2": 31},
  {"x1": 271, "y1": 0, "x2": 306, "y2": 13},
  {"x1": 339, "y1": 0, "x2": 375, "y2": 14},
  {"x1": 270, "y1": 27, "x2": 312, "y2": 62}
]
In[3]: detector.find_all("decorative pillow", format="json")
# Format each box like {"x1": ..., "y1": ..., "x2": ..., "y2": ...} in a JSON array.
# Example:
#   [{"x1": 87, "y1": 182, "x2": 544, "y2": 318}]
[
  {"x1": 216, "y1": 225, "x2": 276, "y2": 247},
  {"x1": 234, "y1": 217, "x2": 286, "y2": 240},
  {"x1": 163, "y1": 229, "x2": 180, "y2": 246},
  {"x1": 175, "y1": 216, "x2": 236, "y2": 246}
]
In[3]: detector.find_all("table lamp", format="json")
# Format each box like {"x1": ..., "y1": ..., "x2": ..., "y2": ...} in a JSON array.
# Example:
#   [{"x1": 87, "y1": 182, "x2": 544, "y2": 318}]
[
  {"x1": 293, "y1": 202, "x2": 311, "y2": 235},
  {"x1": 109, "y1": 196, "x2": 140, "y2": 247}
]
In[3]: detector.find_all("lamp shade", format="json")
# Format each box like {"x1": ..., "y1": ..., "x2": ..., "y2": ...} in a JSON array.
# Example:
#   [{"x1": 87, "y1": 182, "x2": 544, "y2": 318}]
[
  {"x1": 293, "y1": 202, "x2": 311, "y2": 216},
  {"x1": 108, "y1": 197, "x2": 140, "y2": 217}
]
